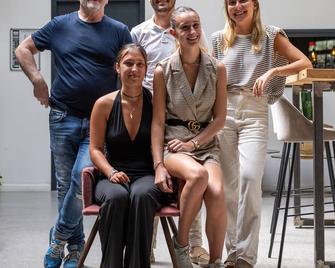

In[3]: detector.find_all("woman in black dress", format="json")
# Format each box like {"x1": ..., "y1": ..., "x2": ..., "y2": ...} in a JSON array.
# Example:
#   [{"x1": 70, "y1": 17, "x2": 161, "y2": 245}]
[{"x1": 89, "y1": 43, "x2": 168, "y2": 268}]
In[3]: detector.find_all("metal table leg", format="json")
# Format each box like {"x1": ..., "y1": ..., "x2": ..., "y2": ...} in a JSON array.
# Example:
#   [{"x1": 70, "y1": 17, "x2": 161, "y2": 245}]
[
  {"x1": 313, "y1": 81, "x2": 325, "y2": 266},
  {"x1": 292, "y1": 86, "x2": 302, "y2": 224}
]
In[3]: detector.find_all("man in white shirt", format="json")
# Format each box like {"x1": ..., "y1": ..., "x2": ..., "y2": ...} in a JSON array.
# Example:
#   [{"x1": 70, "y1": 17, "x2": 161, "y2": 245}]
[
  {"x1": 131, "y1": 0, "x2": 208, "y2": 91},
  {"x1": 131, "y1": 1, "x2": 209, "y2": 267}
]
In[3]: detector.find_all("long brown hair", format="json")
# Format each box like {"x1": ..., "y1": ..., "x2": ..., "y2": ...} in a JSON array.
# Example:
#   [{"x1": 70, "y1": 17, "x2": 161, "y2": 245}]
[{"x1": 220, "y1": 0, "x2": 265, "y2": 54}]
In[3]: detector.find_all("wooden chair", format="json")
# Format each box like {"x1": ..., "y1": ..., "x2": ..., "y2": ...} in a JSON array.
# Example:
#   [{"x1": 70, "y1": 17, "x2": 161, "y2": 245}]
[{"x1": 78, "y1": 166, "x2": 180, "y2": 268}]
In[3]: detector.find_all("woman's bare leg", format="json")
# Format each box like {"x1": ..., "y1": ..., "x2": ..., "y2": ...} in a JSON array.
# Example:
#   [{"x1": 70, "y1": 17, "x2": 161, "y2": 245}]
[
  {"x1": 165, "y1": 153, "x2": 208, "y2": 246},
  {"x1": 203, "y1": 162, "x2": 227, "y2": 263}
]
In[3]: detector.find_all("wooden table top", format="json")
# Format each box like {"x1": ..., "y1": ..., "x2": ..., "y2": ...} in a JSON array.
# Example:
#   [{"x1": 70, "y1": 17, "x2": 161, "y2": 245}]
[{"x1": 286, "y1": 68, "x2": 335, "y2": 86}]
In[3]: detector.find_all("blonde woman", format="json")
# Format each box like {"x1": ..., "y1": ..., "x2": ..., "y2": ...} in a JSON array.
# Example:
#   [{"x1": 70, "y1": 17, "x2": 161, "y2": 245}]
[
  {"x1": 152, "y1": 6, "x2": 227, "y2": 268},
  {"x1": 211, "y1": 0, "x2": 311, "y2": 267}
]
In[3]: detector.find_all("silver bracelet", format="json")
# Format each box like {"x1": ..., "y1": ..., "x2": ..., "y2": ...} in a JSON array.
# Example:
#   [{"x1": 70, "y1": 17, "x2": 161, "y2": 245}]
[{"x1": 108, "y1": 168, "x2": 119, "y2": 180}]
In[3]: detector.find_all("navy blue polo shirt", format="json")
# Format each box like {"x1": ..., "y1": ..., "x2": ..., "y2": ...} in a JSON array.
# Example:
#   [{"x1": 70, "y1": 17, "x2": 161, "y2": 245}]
[{"x1": 32, "y1": 11, "x2": 132, "y2": 118}]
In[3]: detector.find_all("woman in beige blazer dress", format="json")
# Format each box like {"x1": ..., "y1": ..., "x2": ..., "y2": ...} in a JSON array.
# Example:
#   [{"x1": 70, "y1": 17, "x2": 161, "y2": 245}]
[{"x1": 151, "y1": 6, "x2": 228, "y2": 268}]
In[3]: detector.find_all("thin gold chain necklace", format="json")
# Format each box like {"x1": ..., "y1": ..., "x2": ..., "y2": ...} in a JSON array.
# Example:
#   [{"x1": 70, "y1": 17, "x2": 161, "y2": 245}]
[{"x1": 129, "y1": 107, "x2": 136, "y2": 119}]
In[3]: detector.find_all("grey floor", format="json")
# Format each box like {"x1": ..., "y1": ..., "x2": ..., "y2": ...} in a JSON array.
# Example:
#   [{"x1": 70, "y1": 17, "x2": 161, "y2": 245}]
[{"x1": 0, "y1": 192, "x2": 335, "y2": 268}]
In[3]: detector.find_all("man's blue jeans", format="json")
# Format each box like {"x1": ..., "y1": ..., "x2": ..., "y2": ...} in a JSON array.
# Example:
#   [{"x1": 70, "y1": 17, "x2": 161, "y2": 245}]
[{"x1": 49, "y1": 107, "x2": 92, "y2": 245}]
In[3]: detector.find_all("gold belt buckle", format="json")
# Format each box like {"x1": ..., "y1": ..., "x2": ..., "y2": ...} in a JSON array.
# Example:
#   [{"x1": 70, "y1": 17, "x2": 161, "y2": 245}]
[{"x1": 187, "y1": 120, "x2": 201, "y2": 131}]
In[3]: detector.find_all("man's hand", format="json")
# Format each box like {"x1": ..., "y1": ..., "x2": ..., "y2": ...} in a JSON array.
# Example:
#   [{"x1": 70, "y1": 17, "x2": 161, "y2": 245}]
[{"x1": 32, "y1": 77, "x2": 49, "y2": 108}]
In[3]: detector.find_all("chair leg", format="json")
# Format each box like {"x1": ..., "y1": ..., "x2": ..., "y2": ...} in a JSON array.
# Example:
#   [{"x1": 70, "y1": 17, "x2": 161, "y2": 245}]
[
  {"x1": 277, "y1": 143, "x2": 297, "y2": 268},
  {"x1": 77, "y1": 217, "x2": 99, "y2": 268},
  {"x1": 270, "y1": 142, "x2": 288, "y2": 234},
  {"x1": 325, "y1": 141, "x2": 335, "y2": 214},
  {"x1": 160, "y1": 217, "x2": 179, "y2": 268},
  {"x1": 167, "y1": 216, "x2": 178, "y2": 237},
  {"x1": 268, "y1": 142, "x2": 291, "y2": 258}
]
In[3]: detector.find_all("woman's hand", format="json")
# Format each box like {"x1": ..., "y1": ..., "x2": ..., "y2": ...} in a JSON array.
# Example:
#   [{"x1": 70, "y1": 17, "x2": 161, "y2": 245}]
[
  {"x1": 167, "y1": 139, "x2": 194, "y2": 153},
  {"x1": 155, "y1": 165, "x2": 173, "y2": 193},
  {"x1": 109, "y1": 171, "x2": 130, "y2": 184},
  {"x1": 253, "y1": 69, "x2": 276, "y2": 97}
]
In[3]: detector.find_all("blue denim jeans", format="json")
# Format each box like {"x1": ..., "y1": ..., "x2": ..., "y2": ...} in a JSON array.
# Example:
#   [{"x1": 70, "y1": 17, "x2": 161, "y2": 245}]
[{"x1": 49, "y1": 107, "x2": 92, "y2": 245}]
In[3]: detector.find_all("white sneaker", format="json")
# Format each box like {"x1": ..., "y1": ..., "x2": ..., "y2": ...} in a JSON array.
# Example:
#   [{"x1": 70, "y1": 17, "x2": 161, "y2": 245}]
[
  {"x1": 173, "y1": 236, "x2": 193, "y2": 268},
  {"x1": 209, "y1": 258, "x2": 225, "y2": 268}
]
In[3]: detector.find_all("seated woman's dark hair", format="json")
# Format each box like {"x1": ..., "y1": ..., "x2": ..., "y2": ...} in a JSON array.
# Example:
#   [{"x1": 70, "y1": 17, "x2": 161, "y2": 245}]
[{"x1": 116, "y1": 43, "x2": 148, "y2": 65}]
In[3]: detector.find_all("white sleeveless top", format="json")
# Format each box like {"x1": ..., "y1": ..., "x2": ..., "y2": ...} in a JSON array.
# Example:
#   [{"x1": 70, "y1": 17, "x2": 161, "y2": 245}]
[{"x1": 212, "y1": 25, "x2": 288, "y2": 104}]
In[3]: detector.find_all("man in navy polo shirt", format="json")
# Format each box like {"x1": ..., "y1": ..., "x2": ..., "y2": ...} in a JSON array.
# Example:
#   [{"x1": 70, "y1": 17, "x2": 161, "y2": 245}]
[{"x1": 15, "y1": 0, "x2": 131, "y2": 267}]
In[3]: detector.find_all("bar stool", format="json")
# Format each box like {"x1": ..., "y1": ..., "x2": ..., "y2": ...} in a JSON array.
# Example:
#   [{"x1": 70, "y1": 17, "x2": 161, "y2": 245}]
[{"x1": 268, "y1": 95, "x2": 335, "y2": 268}]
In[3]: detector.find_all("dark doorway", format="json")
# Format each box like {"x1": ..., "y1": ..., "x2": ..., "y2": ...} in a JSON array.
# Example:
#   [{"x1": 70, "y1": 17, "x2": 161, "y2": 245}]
[
  {"x1": 285, "y1": 29, "x2": 335, "y2": 69},
  {"x1": 50, "y1": 0, "x2": 144, "y2": 190}
]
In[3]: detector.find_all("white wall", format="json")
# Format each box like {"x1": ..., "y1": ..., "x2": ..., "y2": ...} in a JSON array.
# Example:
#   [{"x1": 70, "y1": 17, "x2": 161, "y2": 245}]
[
  {"x1": 261, "y1": 0, "x2": 335, "y2": 29},
  {"x1": 0, "y1": 0, "x2": 51, "y2": 191},
  {"x1": 1, "y1": 0, "x2": 335, "y2": 191}
]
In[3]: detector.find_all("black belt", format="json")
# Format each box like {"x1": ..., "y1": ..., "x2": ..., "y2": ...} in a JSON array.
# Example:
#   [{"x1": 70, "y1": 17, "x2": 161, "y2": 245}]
[{"x1": 166, "y1": 119, "x2": 209, "y2": 132}]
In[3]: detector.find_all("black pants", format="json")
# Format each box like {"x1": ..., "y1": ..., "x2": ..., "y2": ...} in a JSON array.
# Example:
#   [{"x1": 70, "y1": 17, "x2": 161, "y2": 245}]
[{"x1": 95, "y1": 175, "x2": 166, "y2": 268}]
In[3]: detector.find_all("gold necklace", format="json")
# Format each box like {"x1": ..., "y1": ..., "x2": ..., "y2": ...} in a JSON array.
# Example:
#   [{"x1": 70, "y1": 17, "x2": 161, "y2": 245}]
[
  {"x1": 129, "y1": 107, "x2": 135, "y2": 119},
  {"x1": 121, "y1": 90, "x2": 142, "y2": 119}
]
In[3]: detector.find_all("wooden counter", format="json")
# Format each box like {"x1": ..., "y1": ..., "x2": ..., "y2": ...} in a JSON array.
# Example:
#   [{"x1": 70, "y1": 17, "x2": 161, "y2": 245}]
[{"x1": 286, "y1": 68, "x2": 335, "y2": 85}]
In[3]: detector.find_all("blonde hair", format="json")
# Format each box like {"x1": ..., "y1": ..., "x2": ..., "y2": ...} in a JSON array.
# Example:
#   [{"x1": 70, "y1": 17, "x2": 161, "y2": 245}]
[{"x1": 220, "y1": 0, "x2": 265, "y2": 54}]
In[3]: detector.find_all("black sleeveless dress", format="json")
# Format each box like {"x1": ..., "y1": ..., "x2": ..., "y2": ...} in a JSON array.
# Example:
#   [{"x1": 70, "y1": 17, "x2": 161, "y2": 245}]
[
  {"x1": 94, "y1": 89, "x2": 170, "y2": 268},
  {"x1": 105, "y1": 87, "x2": 154, "y2": 178}
]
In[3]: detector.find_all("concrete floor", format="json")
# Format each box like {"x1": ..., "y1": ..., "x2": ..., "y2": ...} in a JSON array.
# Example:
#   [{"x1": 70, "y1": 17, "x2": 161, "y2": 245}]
[{"x1": 0, "y1": 191, "x2": 334, "y2": 268}]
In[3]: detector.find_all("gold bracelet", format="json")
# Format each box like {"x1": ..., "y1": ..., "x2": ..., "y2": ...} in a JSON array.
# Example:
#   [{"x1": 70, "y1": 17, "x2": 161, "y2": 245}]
[
  {"x1": 153, "y1": 161, "x2": 163, "y2": 170},
  {"x1": 191, "y1": 139, "x2": 200, "y2": 150}
]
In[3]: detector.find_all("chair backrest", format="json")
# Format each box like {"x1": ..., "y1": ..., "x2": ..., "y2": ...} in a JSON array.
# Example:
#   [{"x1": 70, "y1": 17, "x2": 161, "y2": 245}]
[
  {"x1": 271, "y1": 95, "x2": 314, "y2": 142},
  {"x1": 271, "y1": 101, "x2": 279, "y2": 135},
  {"x1": 81, "y1": 166, "x2": 99, "y2": 209}
]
